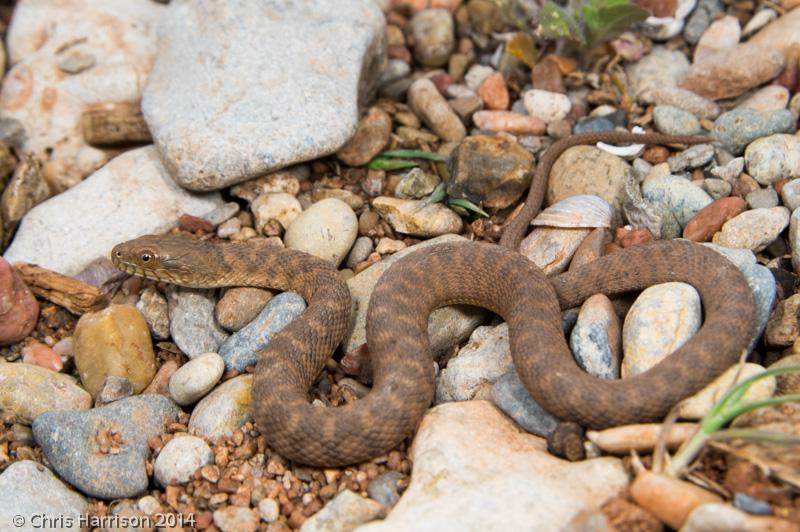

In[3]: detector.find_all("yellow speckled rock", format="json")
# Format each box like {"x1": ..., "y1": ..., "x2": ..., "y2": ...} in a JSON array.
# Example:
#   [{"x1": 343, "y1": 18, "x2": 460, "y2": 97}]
[
  {"x1": 0, "y1": 363, "x2": 91, "y2": 424},
  {"x1": 74, "y1": 304, "x2": 156, "y2": 398}
]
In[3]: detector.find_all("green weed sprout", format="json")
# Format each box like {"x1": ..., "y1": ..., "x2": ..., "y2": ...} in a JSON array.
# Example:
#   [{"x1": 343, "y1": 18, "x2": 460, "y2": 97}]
[{"x1": 539, "y1": 0, "x2": 649, "y2": 53}]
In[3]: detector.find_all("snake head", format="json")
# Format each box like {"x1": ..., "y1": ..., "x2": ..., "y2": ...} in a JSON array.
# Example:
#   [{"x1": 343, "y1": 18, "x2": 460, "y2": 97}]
[{"x1": 111, "y1": 234, "x2": 206, "y2": 285}]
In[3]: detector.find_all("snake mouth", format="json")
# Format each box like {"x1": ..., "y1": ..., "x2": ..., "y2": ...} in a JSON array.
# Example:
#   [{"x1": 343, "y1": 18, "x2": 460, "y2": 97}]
[{"x1": 112, "y1": 260, "x2": 182, "y2": 283}]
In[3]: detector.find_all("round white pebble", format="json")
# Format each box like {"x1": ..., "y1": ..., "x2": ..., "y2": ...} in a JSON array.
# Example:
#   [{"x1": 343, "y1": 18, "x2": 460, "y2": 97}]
[
  {"x1": 168, "y1": 352, "x2": 225, "y2": 406},
  {"x1": 283, "y1": 198, "x2": 358, "y2": 267},
  {"x1": 153, "y1": 436, "x2": 214, "y2": 487},
  {"x1": 258, "y1": 497, "x2": 280, "y2": 522}
]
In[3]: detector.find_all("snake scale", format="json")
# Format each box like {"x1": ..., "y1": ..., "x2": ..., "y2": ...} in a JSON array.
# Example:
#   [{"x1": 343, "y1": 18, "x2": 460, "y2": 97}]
[{"x1": 112, "y1": 131, "x2": 756, "y2": 466}]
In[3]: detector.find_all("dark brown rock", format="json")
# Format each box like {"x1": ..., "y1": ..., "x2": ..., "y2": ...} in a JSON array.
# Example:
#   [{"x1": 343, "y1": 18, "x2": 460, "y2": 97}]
[{"x1": 336, "y1": 106, "x2": 392, "y2": 166}]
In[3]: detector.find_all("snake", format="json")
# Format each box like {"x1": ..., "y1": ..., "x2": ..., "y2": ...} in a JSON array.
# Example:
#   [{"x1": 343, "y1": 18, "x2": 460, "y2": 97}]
[{"x1": 112, "y1": 131, "x2": 756, "y2": 467}]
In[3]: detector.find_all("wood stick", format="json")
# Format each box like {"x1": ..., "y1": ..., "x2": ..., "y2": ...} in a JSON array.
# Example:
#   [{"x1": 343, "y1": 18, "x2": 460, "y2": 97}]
[
  {"x1": 13, "y1": 262, "x2": 107, "y2": 315},
  {"x1": 81, "y1": 102, "x2": 152, "y2": 146}
]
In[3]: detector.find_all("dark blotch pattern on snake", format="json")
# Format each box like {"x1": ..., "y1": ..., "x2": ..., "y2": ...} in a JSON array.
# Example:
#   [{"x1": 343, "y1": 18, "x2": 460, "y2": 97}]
[{"x1": 112, "y1": 132, "x2": 756, "y2": 466}]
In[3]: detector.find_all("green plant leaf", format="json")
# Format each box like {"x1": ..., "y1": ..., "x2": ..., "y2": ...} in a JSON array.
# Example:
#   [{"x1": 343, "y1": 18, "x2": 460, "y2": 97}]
[
  {"x1": 540, "y1": 2, "x2": 584, "y2": 44},
  {"x1": 377, "y1": 149, "x2": 447, "y2": 162},
  {"x1": 423, "y1": 181, "x2": 447, "y2": 205},
  {"x1": 447, "y1": 198, "x2": 490, "y2": 217},
  {"x1": 584, "y1": 2, "x2": 650, "y2": 48},
  {"x1": 367, "y1": 159, "x2": 419, "y2": 171}
]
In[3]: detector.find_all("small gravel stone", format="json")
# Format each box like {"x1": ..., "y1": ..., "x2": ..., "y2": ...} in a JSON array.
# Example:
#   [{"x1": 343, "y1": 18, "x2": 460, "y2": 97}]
[
  {"x1": 215, "y1": 287, "x2": 273, "y2": 331},
  {"x1": 214, "y1": 506, "x2": 259, "y2": 532},
  {"x1": 367, "y1": 471, "x2": 403, "y2": 507},
  {"x1": 395, "y1": 167, "x2": 440, "y2": 199},
  {"x1": 650, "y1": 87, "x2": 720, "y2": 120},
  {"x1": 136, "y1": 286, "x2": 170, "y2": 340},
  {"x1": 251, "y1": 192, "x2": 303, "y2": 232},
  {"x1": 168, "y1": 288, "x2": 229, "y2": 358},
  {"x1": 154, "y1": 435, "x2": 214, "y2": 487},
  {"x1": 627, "y1": 46, "x2": 690, "y2": 103},
  {"x1": 523, "y1": 89, "x2": 571, "y2": 123},
  {"x1": 188, "y1": 375, "x2": 253, "y2": 439},
  {"x1": 712, "y1": 207, "x2": 790, "y2": 252},
  {"x1": 642, "y1": 174, "x2": 714, "y2": 228},
  {"x1": 781, "y1": 180, "x2": 800, "y2": 211},
  {"x1": 744, "y1": 134, "x2": 800, "y2": 185},
  {"x1": 375, "y1": 237, "x2": 406, "y2": 254},
  {"x1": 410, "y1": 9, "x2": 454, "y2": 67},
  {"x1": 622, "y1": 283, "x2": 702, "y2": 377},
  {"x1": 745, "y1": 188, "x2": 779, "y2": 210},
  {"x1": 218, "y1": 292, "x2": 306, "y2": 371},
  {"x1": 94, "y1": 376, "x2": 134, "y2": 407},
  {"x1": 490, "y1": 369, "x2": 559, "y2": 437},
  {"x1": 372, "y1": 197, "x2": 463, "y2": 237},
  {"x1": 739, "y1": 85, "x2": 791, "y2": 113},
  {"x1": 259, "y1": 498, "x2": 280, "y2": 522},
  {"x1": 520, "y1": 227, "x2": 592, "y2": 275},
  {"x1": 300, "y1": 490, "x2": 384, "y2": 532},
  {"x1": 336, "y1": 106, "x2": 392, "y2": 166},
  {"x1": 677, "y1": 363, "x2": 775, "y2": 419},
  {"x1": 667, "y1": 144, "x2": 715, "y2": 173},
  {"x1": 653, "y1": 105, "x2": 701, "y2": 136},
  {"x1": 217, "y1": 217, "x2": 241, "y2": 238},
  {"x1": 347, "y1": 236, "x2": 375, "y2": 269},
  {"x1": 284, "y1": 198, "x2": 358, "y2": 267},
  {"x1": 683, "y1": 197, "x2": 747, "y2": 241},
  {"x1": 203, "y1": 201, "x2": 241, "y2": 226},
  {"x1": 0, "y1": 257, "x2": 38, "y2": 345},
  {"x1": 764, "y1": 293, "x2": 800, "y2": 347},
  {"x1": 683, "y1": 502, "x2": 794, "y2": 532},
  {"x1": 33, "y1": 395, "x2": 181, "y2": 499},
  {"x1": 703, "y1": 178, "x2": 732, "y2": 199},
  {"x1": 791, "y1": 209, "x2": 800, "y2": 274},
  {"x1": 569, "y1": 294, "x2": 620, "y2": 380},
  {"x1": 711, "y1": 108, "x2": 795, "y2": 155},
  {"x1": 573, "y1": 116, "x2": 615, "y2": 133},
  {"x1": 169, "y1": 352, "x2": 225, "y2": 405},
  {"x1": 693, "y1": 14, "x2": 740, "y2": 63},
  {"x1": 477, "y1": 71, "x2": 509, "y2": 110},
  {"x1": 407, "y1": 78, "x2": 466, "y2": 142},
  {"x1": 472, "y1": 110, "x2": 545, "y2": 135},
  {"x1": 464, "y1": 64, "x2": 494, "y2": 90},
  {"x1": 710, "y1": 156, "x2": 744, "y2": 181}
]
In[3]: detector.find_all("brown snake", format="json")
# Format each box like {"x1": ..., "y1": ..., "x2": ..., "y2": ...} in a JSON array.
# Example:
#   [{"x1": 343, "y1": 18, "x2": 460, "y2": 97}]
[{"x1": 113, "y1": 131, "x2": 756, "y2": 466}]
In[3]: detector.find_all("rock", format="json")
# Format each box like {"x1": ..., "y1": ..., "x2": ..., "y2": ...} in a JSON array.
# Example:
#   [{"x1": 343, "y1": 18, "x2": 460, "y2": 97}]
[
  {"x1": 284, "y1": 198, "x2": 358, "y2": 267},
  {"x1": 259, "y1": 497, "x2": 281, "y2": 522},
  {"x1": 230, "y1": 171, "x2": 302, "y2": 202},
  {"x1": 744, "y1": 134, "x2": 800, "y2": 185},
  {"x1": 0, "y1": 461, "x2": 87, "y2": 532},
  {"x1": 4, "y1": 148, "x2": 222, "y2": 275},
  {"x1": 712, "y1": 207, "x2": 790, "y2": 251},
  {"x1": 641, "y1": 174, "x2": 714, "y2": 228},
  {"x1": 764, "y1": 293, "x2": 800, "y2": 347},
  {"x1": 154, "y1": 435, "x2": 214, "y2": 487},
  {"x1": 523, "y1": 89, "x2": 572, "y2": 123},
  {"x1": 490, "y1": 370, "x2": 560, "y2": 437},
  {"x1": 677, "y1": 363, "x2": 775, "y2": 419},
  {"x1": 749, "y1": 7, "x2": 800, "y2": 58},
  {"x1": 72, "y1": 304, "x2": 156, "y2": 398},
  {"x1": 693, "y1": 15, "x2": 741, "y2": 63},
  {"x1": 745, "y1": 188, "x2": 779, "y2": 210},
  {"x1": 622, "y1": 283, "x2": 702, "y2": 377},
  {"x1": 169, "y1": 352, "x2": 225, "y2": 405},
  {"x1": 781, "y1": 179, "x2": 800, "y2": 211},
  {"x1": 569, "y1": 294, "x2": 621, "y2": 380},
  {"x1": 650, "y1": 87, "x2": 720, "y2": 120},
  {"x1": 204, "y1": 202, "x2": 241, "y2": 226},
  {"x1": 680, "y1": 43, "x2": 784, "y2": 100},
  {"x1": 682, "y1": 502, "x2": 798, "y2": 532},
  {"x1": 471, "y1": 110, "x2": 546, "y2": 135},
  {"x1": 21, "y1": 339, "x2": 63, "y2": 372},
  {"x1": 546, "y1": 146, "x2": 632, "y2": 220},
  {"x1": 683, "y1": 197, "x2": 747, "y2": 241},
  {"x1": 703, "y1": 178, "x2": 732, "y2": 200},
  {"x1": 791, "y1": 208, "x2": 800, "y2": 273},
  {"x1": 312, "y1": 188, "x2": 364, "y2": 211},
  {"x1": 573, "y1": 116, "x2": 615, "y2": 134},
  {"x1": 520, "y1": 227, "x2": 592, "y2": 275},
  {"x1": 142, "y1": 0, "x2": 385, "y2": 191},
  {"x1": 372, "y1": 196, "x2": 462, "y2": 237},
  {"x1": 375, "y1": 238, "x2": 406, "y2": 254},
  {"x1": 94, "y1": 375, "x2": 134, "y2": 407},
  {"x1": 302, "y1": 490, "x2": 384, "y2": 532},
  {"x1": 653, "y1": 105, "x2": 701, "y2": 136},
  {"x1": 347, "y1": 236, "x2": 375, "y2": 269},
  {"x1": 136, "y1": 286, "x2": 170, "y2": 340},
  {"x1": 33, "y1": 394, "x2": 181, "y2": 499},
  {"x1": 357, "y1": 401, "x2": 628, "y2": 532},
  {"x1": 739, "y1": 85, "x2": 791, "y2": 113},
  {"x1": 435, "y1": 324, "x2": 512, "y2": 403},
  {"x1": 446, "y1": 135, "x2": 534, "y2": 209},
  {"x1": 409, "y1": 9, "x2": 454, "y2": 67},
  {"x1": 711, "y1": 109, "x2": 795, "y2": 155},
  {"x1": 214, "y1": 506, "x2": 260, "y2": 532},
  {"x1": 367, "y1": 471, "x2": 404, "y2": 508},
  {"x1": 0, "y1": 257, "x2": 38, "y2": 345},
  {"x1": 251, "y1": 193, "x2": 303, "y2": 232},
  {"x1": 476, "y1": 71, "x2": 509, "y2": 111},
  {"x1": 710, "y1": 156, "x2": 745, "y2": 181},
  {"x1": 668, "y1": 144, "x2": 716, "y2": 173},
  {"x1": 395, "y1": 168, "x2": 440, "y2": 199},
  {"x1": 1, "y1": 0, "x2": 164, "y2": 190},
  {"x1": 143, "y1": 360, "x2": 179, "y2": 396},
  {"x1": 407, "y1": 78, "x2": 466, "y2": 142},
  {"x1": 188, "y1": 374, "x2": 253, "y2": 439},
  {"x1": 168, "y1": 288, "x2": 229, "y2": 358},
  {"x1": 215, "y1": 287, "x2": 273, "y2": 332},
  {"x1": 464, "y1": 64, "x2": 494, "y2": 90},
  {"x1": 343, "y1": 235, "x2": 488, "y2": 356},
  {"x1": 0, "y1": 363, "x2": 91, "y2": 425},
  {"x1": 770, "y1": 354, "x2": 800, "y2": 394},
  {"x1": 218, "y1": 292, "x2": 306, "y2": 371},
  {"x1": 627, "y1": 47, "x2": 690, "y2": 103},
  {"x1": 336, "y1": 107, "x2": 393, "y2": 166}
]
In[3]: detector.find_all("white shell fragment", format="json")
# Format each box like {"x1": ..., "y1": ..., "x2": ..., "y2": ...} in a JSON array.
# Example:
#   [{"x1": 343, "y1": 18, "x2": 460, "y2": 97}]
[
  {"x1": 532, "y1": 195, "x2": 614, "y2": 229},
  {"x1": 597, "y1": 126, "x2": 647, "y2": 159}
]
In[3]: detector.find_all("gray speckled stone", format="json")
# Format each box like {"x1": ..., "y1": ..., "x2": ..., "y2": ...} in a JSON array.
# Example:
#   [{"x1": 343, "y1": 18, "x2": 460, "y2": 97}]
[
  {"x1": 780, "y1": 180, "x2": 800, "y2": 211},
  {"x1": 0, "y1": 460, "x2": 87, "y2": 532},
  {"x1": 668, "y1": 144, "x2": 716, "y2": 173},
  {"x1": 490, "y1": 369, "x2": 559, "y2": 437},
  {"x1": 569, "y1": 294, "x2": 620, "y2": 380},
  {"x1": 168, "y1": 288, "x2": 229, "y2": 358},
  {"x1": 650, "y1": 86, "x2": 720, "y2": 120},
  {"x1": 32, "y1": 395, "x2": 181, "y2": 499},
  {"x1": 153, "y1": 435, "x2": 214, "y2": 487},
  {"x1": 642, "y1": 174, "x2": 714, "y2": 227},
  {"x1": 367, "y1": 471, "x2": 403, "y2": 507},
  {"x1": 218, "y1": 292, "x2": 306, "y2": 371},
  {"x1": 744, "y1": 134, "x2": 800, "y2": 185},
  {"x1": 711, "y1": 109, "x2": 795, "y2": 155},
  {"x1": 626, "y1": 47, "x2": 690, "y2": 104},
  {"x1": 684, "y1": 0, "x2": 723, "y2": 44},
  {"x1": 653, "y1": 105, "x2": 701, "y2": 136},
  {"x1": 141, "y1": 0, "x2": 386, "y2": 191},
  {"x1": 745, "y1": 188, "x2": 779, "y2": 210}
]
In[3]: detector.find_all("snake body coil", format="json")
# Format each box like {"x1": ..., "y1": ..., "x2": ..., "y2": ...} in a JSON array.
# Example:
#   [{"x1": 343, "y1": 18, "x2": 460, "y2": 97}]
[{"x1": 113, "y1": 132, "x2": 756, "y2": 466}]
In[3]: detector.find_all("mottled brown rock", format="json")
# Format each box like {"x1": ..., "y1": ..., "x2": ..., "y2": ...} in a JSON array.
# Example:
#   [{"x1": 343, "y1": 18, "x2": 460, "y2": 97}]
[
  {"x1": 750, "y1": 8, "x2": 800, "y2": 59},
  {"x1": 336, "y1": 106, "x2": 392, "y2": 166},
  {"x1": 446, "y1": 135, "x2": 534, "y2": 209},
  {"x1": 1, "y1": 154, "x2": 50, "y2": 242},
  {"x1": 0, "y1": 258, "x2": 39, "y2": 346},
  {"x1": 682, "y1": 196, "x2": 747, "y2": 242},
  {"x1": 680, "y1": 43, "x2": 785, "y2": 100},
  {"x1": 765, "y1": 293, "x2": 800, "y2": 347},
  {"x1": 215, "y1": 286, "x2": 273, "y2": 331},
  {"x1": 476, "y1": 71, "x2": 509, "y2": 110}
]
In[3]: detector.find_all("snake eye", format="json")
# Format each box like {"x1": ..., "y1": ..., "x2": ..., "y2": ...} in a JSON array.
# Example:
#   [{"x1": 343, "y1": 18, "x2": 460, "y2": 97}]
[
  {"x1": 115, "y1": 250, "x2": 122, "y2": 258},
  {"x1": 141, "y1": 253, "x2": 152, "y2": 263}
]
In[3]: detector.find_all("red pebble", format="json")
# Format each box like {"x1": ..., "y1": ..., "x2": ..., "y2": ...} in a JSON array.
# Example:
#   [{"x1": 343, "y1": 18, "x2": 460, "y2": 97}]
[
  {"x1": 22, "y1": 339, "x2": 63, "y2": 372},
  {"x1": 430, "y1": 72, "x2": 454, "y2": 96},
  {"x1": 615, "y1": 227, "x2": 653, "y2": 248},
  {"x1": 682, "y1": 197, "x2": 747, "y2": 242},
  {"x1": 0, "y1": 257, "x2": 39, "y2": 346},
  {"x1": 178, "y1": 213, "x2": 214, "y2": 233},
  {"x1": 477, "y1": 71, "x2": 509, "y2": 111}
]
